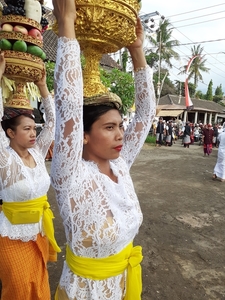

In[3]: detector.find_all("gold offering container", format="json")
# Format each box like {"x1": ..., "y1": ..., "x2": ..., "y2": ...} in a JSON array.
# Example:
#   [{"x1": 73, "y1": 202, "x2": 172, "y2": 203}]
[
  {"x1": 53, "y1": 0, "x2": 140, "y2": 98},
  {"x1": 0, "y1": 31, "x2": 43, "y2": 48},
  {"x1": 0, "y1": 15, "x2": 44, "y2": 109}
]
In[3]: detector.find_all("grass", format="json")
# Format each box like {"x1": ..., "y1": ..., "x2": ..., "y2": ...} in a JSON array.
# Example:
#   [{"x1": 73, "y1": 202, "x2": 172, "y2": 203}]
[{"x1": 145, "y1": 134, "x2": 156, "y2": 144}]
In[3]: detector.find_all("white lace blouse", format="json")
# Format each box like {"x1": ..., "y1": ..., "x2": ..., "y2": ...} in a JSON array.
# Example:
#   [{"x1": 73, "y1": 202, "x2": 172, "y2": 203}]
[
  {"x1": 51, "y1": 38, "x2": 156, "y2": 299},
  {"x1": 0, "y1": 92, "x2": 55, "y2": 242}
]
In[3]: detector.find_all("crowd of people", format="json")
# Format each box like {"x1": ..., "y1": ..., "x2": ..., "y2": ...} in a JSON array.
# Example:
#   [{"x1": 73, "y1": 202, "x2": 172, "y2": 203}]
[
  {"x1": 153, "y1": 117, "x2": 225, "y2": 150},
  {"x1": 153, "y1": 117, "x2": 225, "y2": 182}
]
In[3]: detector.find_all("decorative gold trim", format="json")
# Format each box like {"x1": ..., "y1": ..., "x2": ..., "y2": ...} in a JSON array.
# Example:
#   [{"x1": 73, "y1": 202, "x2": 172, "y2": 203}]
[
  {"x1": 0, "y1": 14, "x2": 42, "y2": 31},
  {"x1": 4, "y1": 98, "x2": 33, "y2": 110},
  {"x1": 4, "y1": 81, "x2": 33, "y2": 110},
  {"x1": 84, "y1": 92, "x2": 122, "y2": 110},
  {"x1": 3, "y1": 50, "x2": 44, "y2": 82},
  {"x1": 52, "y1": 0, "x2": 140, "y2": 98},
  {"x1": 0, "y1": 31, "x2": 43, "y2": 48}
]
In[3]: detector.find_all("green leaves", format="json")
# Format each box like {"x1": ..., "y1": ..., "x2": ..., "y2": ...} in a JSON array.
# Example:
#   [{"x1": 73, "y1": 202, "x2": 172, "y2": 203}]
[
  {"x1": 100, "y1": 68, "x2": 135, "y2": 115},
  {"x1": 45, "y1": 60, "x2": 55, "y2": 93}
]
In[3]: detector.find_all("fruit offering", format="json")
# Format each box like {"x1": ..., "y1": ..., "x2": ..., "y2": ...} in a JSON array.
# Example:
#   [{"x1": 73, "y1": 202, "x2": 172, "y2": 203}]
[
  {"x1": 0, "y1": 0, "x2": 48, "y2": 61},
  {"x1": 0, "y1": 0, "x2": 49, "y2": 108},
  {"x1": 2, "y1": 0, "x2": 49, "y2": 30}
]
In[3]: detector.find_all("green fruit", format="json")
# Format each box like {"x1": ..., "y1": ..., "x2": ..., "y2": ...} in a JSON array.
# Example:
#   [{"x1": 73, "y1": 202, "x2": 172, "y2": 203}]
[
  {"x1": 27, "y1": 45, "x2": 43, "y2": 58},
  {"x1": 13, "y1": 40, "x2": 27, "y2": 52},
  {"x1": 0, "y1": 39, "x2": 12, "y2": 50},
  {"x1": 40, "y1": 51, "x2": 46, "y2": 60}
]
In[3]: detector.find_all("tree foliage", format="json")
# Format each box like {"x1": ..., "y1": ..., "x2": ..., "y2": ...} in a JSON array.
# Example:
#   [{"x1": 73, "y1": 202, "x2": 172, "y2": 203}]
[
  {"x1": 213, "y1": 84, "x2": 224, "y2": 103},
  {"x1": 195, "y1": 90, "x2": 205, "y2": 100},
  {"x1": 147, "y1": 19, "x2": 180, "y2": 69},
  {"x1": 45, "y1": 61, "x2": 55, "y2": 92},
  {"x1": 205, "y1": 79, "x2": 213, "y2": 101},
  {"x1": 174, "y1": 80, "x2": 196, "y2": 97},
  {"x1": 178, "y1": 45, "x2": 210, "y2": 88},
  {"x1": 100, "y1": 68, "x2": 135, "y2": 115}
]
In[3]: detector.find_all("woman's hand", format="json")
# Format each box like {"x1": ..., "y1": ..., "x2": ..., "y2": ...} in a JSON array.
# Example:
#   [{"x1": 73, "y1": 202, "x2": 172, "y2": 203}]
[
  {"x1": 127, "y1": 18, "x2": 146, "y2": 71},
  {"x1": 127, "y1": 18, "x2": 144, "y2": 52},
  {"x1": 0, "y1": 52, "x2": 6, "y2": 79},
  {"x1": 35, "y1": 66, "x2": 47, "y2": 89},
  {"x1": 35, "y1": 66, "x2": 49, "y2": 99}
]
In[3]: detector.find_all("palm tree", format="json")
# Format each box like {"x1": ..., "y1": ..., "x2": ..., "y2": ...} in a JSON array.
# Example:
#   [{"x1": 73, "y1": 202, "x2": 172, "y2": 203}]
[
  {"x1": 147, "y1": 19, "x2": 180, "y2": 69},
  {"x1": 178, "y1": 44, "x2": 210, "y2": 87}
]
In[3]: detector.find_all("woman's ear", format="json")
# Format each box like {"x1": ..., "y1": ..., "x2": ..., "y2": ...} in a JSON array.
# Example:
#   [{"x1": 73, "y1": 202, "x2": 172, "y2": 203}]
[
  {"x1": 83, "y1": 133, "x2": 88, "y2": 145},
  {"x1": 6, "y1": 128, "x2": 15, "y2": 139}
]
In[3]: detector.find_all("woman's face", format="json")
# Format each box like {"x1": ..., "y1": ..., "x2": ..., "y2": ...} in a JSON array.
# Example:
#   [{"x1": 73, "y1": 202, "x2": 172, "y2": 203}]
[
  {"x1": 9, "y1": 116, "x2": 36, "y2": 148},
  {"x1": 83, "y1": 109, "x2": 124, "y2": 163}
]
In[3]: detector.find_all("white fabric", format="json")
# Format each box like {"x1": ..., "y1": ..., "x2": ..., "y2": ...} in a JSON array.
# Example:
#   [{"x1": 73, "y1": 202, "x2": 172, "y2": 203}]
[
  {"x1": 0, "y1": 92, "x2": 55, "y2": 242},
  {"x1": 213, "y1": 131, "x2": 225, "y2": 180},
  {"x1": 51, "y1": 37, "x2": 156, "y2": 300}
]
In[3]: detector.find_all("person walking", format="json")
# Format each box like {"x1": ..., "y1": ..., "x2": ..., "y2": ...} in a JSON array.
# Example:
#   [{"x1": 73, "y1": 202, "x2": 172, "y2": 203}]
[
  {"x1": 202, "y1": 124, "x2": 214, "y2": 156},
  {"x1": 165, "y1": 120, "x2": 173, "y2": 146},
  {"x1": 213, "y1": 127, "x2": 225, "y2": 182},
  {"x1": 0, "y1": 54, "x2": 60, "y2": 300},
  {"x1": 50, "y1": 0, "x2": 156, "y2": 299},
  {"x1": 156, "y1": 117, "x2": 165, "y2": 146},
  {"x1": 182, "y1": 122, "x2": 192, "y2": 148}
]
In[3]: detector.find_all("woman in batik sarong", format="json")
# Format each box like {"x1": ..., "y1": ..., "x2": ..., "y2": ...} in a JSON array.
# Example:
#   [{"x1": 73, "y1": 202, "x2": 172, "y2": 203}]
[{"x1": 0, "y1": 54, "x2": 60, "y2": 300}]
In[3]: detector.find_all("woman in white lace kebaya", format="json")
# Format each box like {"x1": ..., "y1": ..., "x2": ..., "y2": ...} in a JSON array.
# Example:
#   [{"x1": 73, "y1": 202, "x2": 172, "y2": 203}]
[
  {"x1": 0, "y1": 54, "x2": 60, "y2": 300},
  {"x1": 51, "y1": 0, "x2": 156, "y2": 299}
]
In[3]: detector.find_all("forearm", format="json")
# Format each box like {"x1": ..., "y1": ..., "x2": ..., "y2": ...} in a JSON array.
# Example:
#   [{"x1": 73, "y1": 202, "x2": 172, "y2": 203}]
[
  {"x1": 38, "y1": 84, "x2": 50, "y2": 99},
  {"x1": 129, "y1": 48, "x2": 147, "y2": 71},
  {"x1": 35, "y1": 94, "x2": 55, "y2": 156},
  {"x1": 58, "y1": 20, "x2": 76, "y2": 39}
]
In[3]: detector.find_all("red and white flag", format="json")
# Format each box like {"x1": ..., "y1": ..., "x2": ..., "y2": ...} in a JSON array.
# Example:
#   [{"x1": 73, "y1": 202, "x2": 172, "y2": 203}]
[{"x1": 185, "y1": 55, "x2": 198, "y2": 110}]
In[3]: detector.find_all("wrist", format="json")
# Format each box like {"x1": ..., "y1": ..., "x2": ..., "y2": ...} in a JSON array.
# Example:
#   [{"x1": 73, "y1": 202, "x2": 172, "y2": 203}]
[{"x1": 129, "y1": 48, "x2": 146, "y2": 70}]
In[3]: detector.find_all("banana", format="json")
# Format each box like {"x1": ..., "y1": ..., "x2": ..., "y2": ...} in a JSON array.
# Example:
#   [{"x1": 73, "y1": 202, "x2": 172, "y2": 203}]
[{"x1": 24, "y1": 0, "x2": 42, "y2": 23}]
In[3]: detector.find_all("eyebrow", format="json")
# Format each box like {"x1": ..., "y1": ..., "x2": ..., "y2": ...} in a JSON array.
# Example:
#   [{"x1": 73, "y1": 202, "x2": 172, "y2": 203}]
[{"x1": 102, "y1": 121, "x2": 123, "y2": 126}]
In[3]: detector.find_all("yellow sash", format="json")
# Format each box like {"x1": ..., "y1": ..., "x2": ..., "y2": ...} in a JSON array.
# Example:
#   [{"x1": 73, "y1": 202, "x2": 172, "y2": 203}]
[
  {"x1": 2, "y1": 195, "x2": 61, "y2": 253},
  {"x1": 65, "y1": 242, "x2": 143, "y2": 300}
]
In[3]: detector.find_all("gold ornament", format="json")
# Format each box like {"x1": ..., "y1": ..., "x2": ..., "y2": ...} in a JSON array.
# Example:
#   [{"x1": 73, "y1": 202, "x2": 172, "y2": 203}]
[
  {"x1": 0, "y1": 15, "x2": 44, "y2": 109},
  {"x1": 53, "y1": 0, "x2": 140, "y2": 100}
]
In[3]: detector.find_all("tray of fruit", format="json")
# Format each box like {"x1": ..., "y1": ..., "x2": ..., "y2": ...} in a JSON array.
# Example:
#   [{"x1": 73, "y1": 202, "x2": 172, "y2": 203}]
[{"x1": 0, "y1": 0, "x2": 49, "y2": 108}]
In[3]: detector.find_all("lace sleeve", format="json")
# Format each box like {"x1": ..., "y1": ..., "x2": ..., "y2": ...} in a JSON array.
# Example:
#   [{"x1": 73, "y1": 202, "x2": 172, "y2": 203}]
[
  {"x1": 51, "y1": 38, "x2": 83, "y2": 190},
  {"x1": 34, "y1": 94, "x2": 55, "y2": 158},
  {"x1": 0, "y1": 88, "x2": 10, "y2": 166},
  {"x1": 121, "y1": 66, "x2": 156, "y2": 169}
]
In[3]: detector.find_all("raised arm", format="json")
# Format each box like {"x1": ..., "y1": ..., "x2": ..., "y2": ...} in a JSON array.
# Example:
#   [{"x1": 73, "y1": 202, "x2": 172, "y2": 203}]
[
  {"x1": 34, "y1": 67, "x2": 55, "y2": 157},
  {"x1": 51, "y1": 0, "x2": 84, "y2": 190},
  {"x1": 121, "y1": 18, "x2": 156, "y2": 168}
]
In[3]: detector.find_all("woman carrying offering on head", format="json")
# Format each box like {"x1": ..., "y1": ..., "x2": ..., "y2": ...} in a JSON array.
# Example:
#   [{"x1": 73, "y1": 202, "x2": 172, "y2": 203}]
[
  {"x1": 0, "y1": 53, "x2": 60, "y2": 300},
  {"x1": 51, "y1": 0, "x2": 156, "y2": 299}
]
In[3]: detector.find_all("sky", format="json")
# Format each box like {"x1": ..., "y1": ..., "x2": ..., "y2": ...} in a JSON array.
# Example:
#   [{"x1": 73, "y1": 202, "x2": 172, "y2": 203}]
[{"x1": 45, "y1": 0, "x2": 225, "y2": 94}]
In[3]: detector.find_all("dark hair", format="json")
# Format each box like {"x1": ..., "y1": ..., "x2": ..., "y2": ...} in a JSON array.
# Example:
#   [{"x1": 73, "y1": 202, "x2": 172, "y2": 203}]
[
  {"x1": 1, "y1": 114, "x2": 35, "y2": 138},
  {"x1": 83, "y1": 105, "x2": 121, "y2": 133}
]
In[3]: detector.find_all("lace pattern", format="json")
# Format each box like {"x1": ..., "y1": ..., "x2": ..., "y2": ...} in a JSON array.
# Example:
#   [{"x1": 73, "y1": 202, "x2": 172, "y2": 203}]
[
  {"x1": 51, "y1": 37, "x2": 156, "y2": 299},
  {"x1": 0, "y1": 92, "x2": 55, "y2": 241}
]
